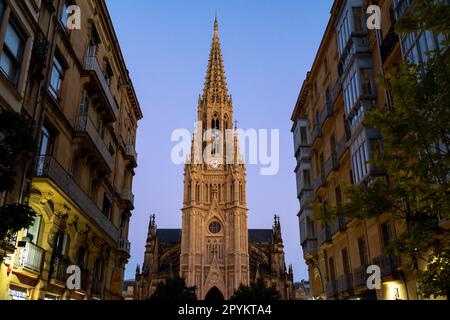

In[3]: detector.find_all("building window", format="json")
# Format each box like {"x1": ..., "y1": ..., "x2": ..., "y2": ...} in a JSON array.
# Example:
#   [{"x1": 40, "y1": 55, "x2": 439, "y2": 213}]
[
  {"x1": 54, "y1": 232, "x2": 70, "y2": 258},
  {"x1": 352, "y1": 7, "x2": 364, "y2": 33},
  {"x1": 76, "y1": 247, "x2": 88, "y2": 270},
  {"x1": 381, "y1": 221, "x2": 396, "y2": 249},
  {"x1": 342, "y1": 248, "x2": 351, "y2": 274},
  {"x1": 328, "y1": 257, "x2": 336, "y2": 281},
  {"x1": 303, "y1": 170, "x2": 311, "y2": 188},
  {"x1": 102, "y1": 193, "x2": 112, "y2": 218},
  {"x1": 335, "y1": 186, "x2": 343, "y2": 209},
  {"x1": 337, "y1": 10, "x2": 351, "y2": 55},
  {"x1": 0, "y1": 20, "x2": 25, "y2": 86},
  {"x1": 358, "y1": 237, "x2": 369, "y2": 265},
  {"x1": 209, "y1": 221, "x2": 221, "y2": 234},
  {"x1": 300, "y1": 126, "x2": 308, "y2": 145},
  {"x1": 0, "y1": 0, "x2": 4, "y2": 21},
  {"x1": 49, "y1": 55, "x2": 64, "y2": 98},
  {"x1": 360, "y1": 69, "x2": 373, "y2": 95},
  {"x1": 351, "y1": 132, "x2": 369, "y2": 184},
  {"x1": 24, "y1": 215, "x2": 41, "y2": 244},
  {"x1": 307, "y1": 218, "x2": 316, "y2": 238}
]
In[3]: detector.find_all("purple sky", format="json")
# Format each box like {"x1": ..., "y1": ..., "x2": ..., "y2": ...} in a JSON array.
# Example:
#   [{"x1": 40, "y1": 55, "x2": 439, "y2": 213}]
[{"x1": 106, "y1": 0, "x2": 333, "y2": 281}]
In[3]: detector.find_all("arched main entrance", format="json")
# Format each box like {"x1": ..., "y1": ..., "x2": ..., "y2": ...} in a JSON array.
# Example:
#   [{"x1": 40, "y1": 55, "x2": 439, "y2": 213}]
[{"x1": 205, "y1": 287, "x2": 225, "y2": 301}]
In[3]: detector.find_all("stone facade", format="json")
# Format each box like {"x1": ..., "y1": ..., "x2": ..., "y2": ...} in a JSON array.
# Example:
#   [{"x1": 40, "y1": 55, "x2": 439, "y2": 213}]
[
  {"x1": 134, "y1": 20, "x2": 293, "y2": 301},
  {"x1": 0, "y1": 0, "x2": 142, "y2": 300},
  {"x1": 291, "y1": 0, "x2": 448, "y2": 300}
]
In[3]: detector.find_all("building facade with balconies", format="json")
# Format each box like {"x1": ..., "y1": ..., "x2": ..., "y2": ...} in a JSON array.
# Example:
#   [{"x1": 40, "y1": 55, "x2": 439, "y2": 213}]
[
  {"x1": 0, "y1": 0, "x2": 142, "y2": 300},
  {"x1": 291, "y1": 0, "x2": 421, "y2": 300}
]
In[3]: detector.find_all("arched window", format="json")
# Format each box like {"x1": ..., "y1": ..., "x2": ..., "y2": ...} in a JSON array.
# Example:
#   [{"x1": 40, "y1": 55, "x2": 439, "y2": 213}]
[
  {"x1": 211, "y1": 114, "x2": 220, "y2": 131},
  {"x1": 224, "y1": 115, "x2": 229, "y2": 130},
  {"x1": 76, "y1": 246, "x2": 88, "y2": 270},
  {"x1": 187, "y1": 182, "x2": 192, "y2": 202},
  {"x1": 195, "y1": 183, "x2": 200, "y2": 202},
  {"x1": 231, "y1": 182, "x2": 235, "y2": 201},
  {"x1": 239, "y1": 182, "x2": 243, "y2": 202}
]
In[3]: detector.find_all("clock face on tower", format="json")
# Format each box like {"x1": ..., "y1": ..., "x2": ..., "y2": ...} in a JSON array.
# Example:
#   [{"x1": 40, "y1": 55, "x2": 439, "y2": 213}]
[{"x1": 209, "y1": 159, "x2": 221, "y2": 169}]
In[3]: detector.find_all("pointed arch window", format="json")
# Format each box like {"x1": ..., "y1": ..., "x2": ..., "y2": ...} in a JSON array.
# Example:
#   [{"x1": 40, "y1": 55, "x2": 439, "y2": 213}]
[
  {"x1": 187, "y1": 182, "x2": 192, "y2": 202},
  {"x1": 195, "y1": 182, "x2": 200, "y2": 202},
  {"x1": 211, "y1": 114, "x2": 220, "y2": 131}
]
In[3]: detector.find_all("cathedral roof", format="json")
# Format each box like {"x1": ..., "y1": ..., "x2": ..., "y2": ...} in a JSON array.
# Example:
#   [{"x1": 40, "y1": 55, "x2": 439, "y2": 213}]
[
  {"x1": 155, "y1": 229, "x2": 274, "y2": 244},
  {"x1": 156, "y1": 229, "x2": 182, "y2": 244},
  {"x1": 202, "y1": 18, "x2": 229, "y2": 103},
  {"x1": 248, "y1": 229, "x2": 274, "y2": 243}
]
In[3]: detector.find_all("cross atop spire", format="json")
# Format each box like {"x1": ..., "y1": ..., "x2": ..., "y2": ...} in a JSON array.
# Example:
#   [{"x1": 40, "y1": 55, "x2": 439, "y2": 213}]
[{"x1": 203, "y1": 18, "x2": 229, "y2": 103}]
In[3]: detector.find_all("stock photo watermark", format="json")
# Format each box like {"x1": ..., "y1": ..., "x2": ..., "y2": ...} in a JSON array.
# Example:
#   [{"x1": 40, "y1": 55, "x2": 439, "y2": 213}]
[{"x1": 171, "y1": 122, "x2": 280, "y2": 176}]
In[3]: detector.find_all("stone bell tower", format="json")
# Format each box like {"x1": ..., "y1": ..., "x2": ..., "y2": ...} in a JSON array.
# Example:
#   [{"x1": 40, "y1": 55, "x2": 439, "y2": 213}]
[{"x1": 180, "y1": 18, "x2": 249, "y2": 300}]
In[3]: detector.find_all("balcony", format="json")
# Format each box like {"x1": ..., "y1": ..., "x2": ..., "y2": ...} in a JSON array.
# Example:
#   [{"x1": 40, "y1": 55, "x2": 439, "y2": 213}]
[
  {"x1": 296, "y1": 146, "x2": 311, "y2": 161},
  {"x1": 320, "y1": 102, "x2": 334, "y2": 128},
  {"x1": 318, "y1": 227, "x2": 332, "y2": 246},
  {"x1": 83, "y1": 56, "x2": 118, "y2": 122},
  {"x1": 353, "y1": 264, "x2": 369, "y2": 288},
  {"x1": 302, "y1": 239, "x2": 318, "y2": 257},
  {"x1": 340, "y1": 34, "x2": 369, "y2": 75},
  {"x1": 299, "y1": 190, "x2": 315, "y2": 209},
  {"x1": 125, "y1": 144, "x2": 138, "y2": 168},
  {"x1": 118, "y1": 238, "x2": 131, "y2": 256},
  {"x1": 372, "y1": 255, "x2": 401, "y2": 280},
  {"x1": 49, "y1": 256, "x2": 70, "y2": 285},
  {"x1": 120, "y1": 188, "x2": 135, "y2": 208},
  {"x1": 325, "y1": 280, "x2": 338, "y2": 298},
  {"x1": 337, "y1": 274, "x2": 354, "y2": 294},
  {"x1": 75, "y1": 115, "x2": 113, "y2": 170},
  {"x1": 313, "y1": 174, "x2": 327, "y2": 192},
  {"x1": 14, "y1": 242, "x2": 44, "y2": 276},
  {"x1": 35, "y1": 156, "x2": 119, "y2": 242},
  {"x1": 330, "y1": 216, "x2": 348, "y2": 236}
]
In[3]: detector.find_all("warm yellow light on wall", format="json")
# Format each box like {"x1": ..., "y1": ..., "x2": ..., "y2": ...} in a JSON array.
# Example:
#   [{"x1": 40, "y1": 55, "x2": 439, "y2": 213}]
[{"x1": 384, "y1": 281, "x2": 405, "y2": 300}]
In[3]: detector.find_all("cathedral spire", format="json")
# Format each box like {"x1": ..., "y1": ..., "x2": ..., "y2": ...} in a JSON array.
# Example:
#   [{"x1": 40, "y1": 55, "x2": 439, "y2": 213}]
[{"x1": 203, "y1": 18, "x2": 229, "y2": 103}]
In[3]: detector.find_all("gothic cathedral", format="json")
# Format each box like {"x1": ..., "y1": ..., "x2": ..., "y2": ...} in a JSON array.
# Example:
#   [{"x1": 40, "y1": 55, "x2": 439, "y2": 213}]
[{"x1": 134, "y1": 19, "x2": 294, "y2": 300}]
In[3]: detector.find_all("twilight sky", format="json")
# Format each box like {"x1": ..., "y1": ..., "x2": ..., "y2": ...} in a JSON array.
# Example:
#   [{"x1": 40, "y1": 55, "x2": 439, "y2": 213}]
[{"x1": 106, "y1": 0, "x2": 333, "y2": 281}]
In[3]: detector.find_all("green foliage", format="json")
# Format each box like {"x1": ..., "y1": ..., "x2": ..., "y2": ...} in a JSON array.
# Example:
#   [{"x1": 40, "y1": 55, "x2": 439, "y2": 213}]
[
  {"x1": 0, "y1": 204, "x2": 36, "y2": 240},
  {"x1": 395, "y1": 0, "x2": 450, "y2": 40},
  {"x1": 150, "y1": 276, "x2": 197, "y2": 301},
  {"x1": 230, "y1": 278, "x2": 280, "y2": 301},
  {"x1": 0, "y1": 109, "x2": 35, "y2": 193},
  {"x1": 417, "y1": 249, "x2": 450, "y2": 299}
]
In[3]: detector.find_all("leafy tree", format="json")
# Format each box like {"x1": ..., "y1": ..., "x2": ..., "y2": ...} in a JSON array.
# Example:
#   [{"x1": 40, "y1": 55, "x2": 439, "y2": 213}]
[
  {"x1": 0, "y1": 204, "x2": 36, "y2": 241},
  {"x1": 230, "y1": 278, "x2": 280, "y2": 301},
  {"x1": 150, "y1": 276, "x2": 197, "y2": 301},
  {"x1": 0, "y1": 110, "x2": 36, "y2": 246},
  {"x1": 0, "y1": 110, "x2": 36, "y2": 192},
  {"x1": 320, "y1": 1, "x2": 450, "y2": 299}
]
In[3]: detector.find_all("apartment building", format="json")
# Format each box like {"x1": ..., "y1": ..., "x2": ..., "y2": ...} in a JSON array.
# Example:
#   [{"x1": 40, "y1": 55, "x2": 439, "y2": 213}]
[
  {"x1": 0, "y1": 0, "x2": 142, "y2": 300},
  {"x1": 290, "y1": 0, "x2": 440, "y2": 300}
]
